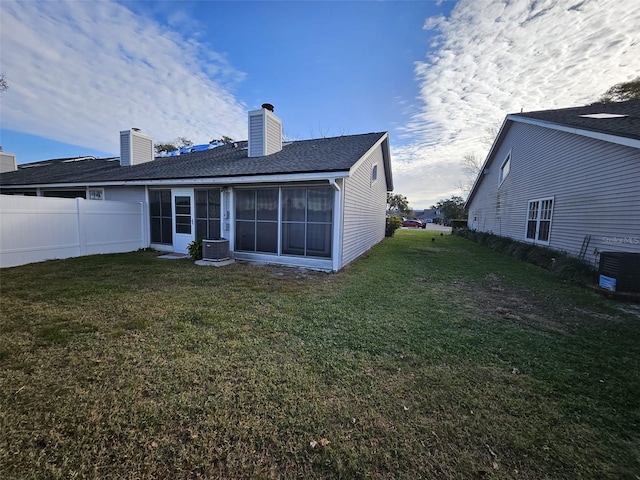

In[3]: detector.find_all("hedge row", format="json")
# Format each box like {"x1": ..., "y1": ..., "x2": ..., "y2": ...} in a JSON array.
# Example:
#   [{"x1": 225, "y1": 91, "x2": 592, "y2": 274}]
[{"x1": 453, "y1": 228, "x2": 597, "y2": 284}]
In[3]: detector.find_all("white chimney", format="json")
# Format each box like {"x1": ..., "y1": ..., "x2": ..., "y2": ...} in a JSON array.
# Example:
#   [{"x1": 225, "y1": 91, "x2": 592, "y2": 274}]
[
  {"x1": 0, "y1": 152, "x2": 17, "y2": 173},
  {"x1": 248, "y1": 103, "x2": 282, "y2": 157},
  {"x1": 120, "y1": 129, "x2": 154, "y2": 167}
]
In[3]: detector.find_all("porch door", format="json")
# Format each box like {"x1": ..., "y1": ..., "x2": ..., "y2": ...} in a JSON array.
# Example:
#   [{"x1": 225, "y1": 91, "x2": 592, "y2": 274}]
[{"x1": 172, "y1": 188, "x2": 195, "y2": 253}]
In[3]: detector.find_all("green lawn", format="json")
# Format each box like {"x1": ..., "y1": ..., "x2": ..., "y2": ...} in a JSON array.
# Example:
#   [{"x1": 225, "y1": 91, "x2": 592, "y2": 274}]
[{"x1": 1, "y1": 230, "x2": 639, "y2": 479}]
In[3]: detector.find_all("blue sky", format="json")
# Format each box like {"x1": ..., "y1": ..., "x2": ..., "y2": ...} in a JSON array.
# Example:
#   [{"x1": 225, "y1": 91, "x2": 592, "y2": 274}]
[{"x1": 1, "y1": 0, "x2": 638, "y2": 208}]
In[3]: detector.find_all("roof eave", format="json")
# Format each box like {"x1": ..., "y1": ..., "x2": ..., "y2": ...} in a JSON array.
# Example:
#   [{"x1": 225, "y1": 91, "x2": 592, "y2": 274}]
[
  {"x1": 0, "y1": 170, "x2": 352, "y2": 190},
  {"x1": 507, "y1": 114, "x2": 640, "y2": 149}
]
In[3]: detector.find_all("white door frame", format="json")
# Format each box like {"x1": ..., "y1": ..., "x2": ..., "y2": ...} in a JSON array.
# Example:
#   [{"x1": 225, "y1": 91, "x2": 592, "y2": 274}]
[{"x1": 172, "y1": 188, "x2": 195, "y2": 254}]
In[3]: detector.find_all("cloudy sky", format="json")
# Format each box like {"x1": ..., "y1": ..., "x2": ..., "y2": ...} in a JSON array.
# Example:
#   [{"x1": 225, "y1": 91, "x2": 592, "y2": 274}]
[{"x1": 1, "y1": 0, "x2": 638, "y2": 209}]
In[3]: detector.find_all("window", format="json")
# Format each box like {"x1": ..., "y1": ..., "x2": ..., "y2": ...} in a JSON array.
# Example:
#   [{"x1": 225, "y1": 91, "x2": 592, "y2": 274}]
[
  {"x1": 282, "y1": 187, "x2": 333, "y2": 258},
  {"x1": 371, "y1": 164, "x2": 378, "y2": 183},
  {"x1": 174, "y1": 196, "x2": 191, "y2": 234},
  {"x1": 88, "y1": 188, "x2": 104, "y2": 200},
  {"x1": 149, "y1": 190, "x2": 172, "y2": 244},
  {"x1": 235, "y1": 188, "x2": 279, "y2": 253},
  {"x1": 499, "y1": 152, "x2": 511, "y2": 185},
  {"x1": 234, "y1": 186, "x2": 333, "y2": 258},
  {"x1": 525, "y1": 197, "x2": 554, "y2": 244},
  {"x1": 195, "y1": 188, "x2": 221, "y2": 240},
  {"x1": 42, "y1": 190, "x2": 87, "y2": 199}
]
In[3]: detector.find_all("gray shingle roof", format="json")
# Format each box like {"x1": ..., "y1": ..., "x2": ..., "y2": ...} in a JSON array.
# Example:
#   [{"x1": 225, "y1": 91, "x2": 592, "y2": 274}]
[
  {"x1": 511, "y1": 99, "x2": 640, "y2": 141},
  {"x1": 1, "y1": 132, "x2": 386, "y2": 186}
]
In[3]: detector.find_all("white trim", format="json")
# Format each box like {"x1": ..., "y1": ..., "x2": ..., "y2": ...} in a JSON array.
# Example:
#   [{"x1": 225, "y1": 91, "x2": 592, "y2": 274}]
[
  {"x1": 507, "y1": 115, "x2": 640, "y2": 149},
  {"x1": 370, "y1": 164, "x2": 378, "y2": 185},
  {"x1": 524, "y1": 196, "x2": 554, "y2": 246},
  {"x1": 332, "y1": 178, "x2": 344, "y2": 271},
  {"x1": 0, "y1": 171, "x2": 351, "y2": 191},
  {"x1": 349, "y1": 132, "x2": 389, "y2": 176},
  {"x1": 498, "y1": 150, "x2": 511, "y2": 187}
]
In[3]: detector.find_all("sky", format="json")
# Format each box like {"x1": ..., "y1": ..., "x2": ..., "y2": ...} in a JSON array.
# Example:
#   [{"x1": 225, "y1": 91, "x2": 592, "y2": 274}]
[{"x1": 1, "y1": 0, "x2": 638, "y2": 209}]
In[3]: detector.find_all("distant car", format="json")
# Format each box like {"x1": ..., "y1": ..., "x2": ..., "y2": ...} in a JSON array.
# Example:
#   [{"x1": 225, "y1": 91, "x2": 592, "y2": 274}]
[{"x1": 402, "y1": 219, "x2": 421, "y2": 228}]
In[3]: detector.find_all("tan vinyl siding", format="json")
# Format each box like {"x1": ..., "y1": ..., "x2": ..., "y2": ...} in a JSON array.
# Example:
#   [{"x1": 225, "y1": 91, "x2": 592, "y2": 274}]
[
  {"x1": 468, "y1": 121, "x2": 640, "y2": 266},
  {"x1": 131, "y1": 133, "x2": 153, "y2": 165},
  {"x1": 0, "y1": 152, "x2": 17, "y2": 173},
  {"x1": 265, "y1": 117, "x2": 282, "y2": 155},
  {"x1": 342, "y1": 145, "x2": 387, "y2": 266}
]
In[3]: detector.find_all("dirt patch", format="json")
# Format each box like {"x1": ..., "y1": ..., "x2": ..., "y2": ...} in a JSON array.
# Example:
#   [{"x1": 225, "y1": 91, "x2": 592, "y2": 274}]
[{"x1": 452, "y1": 274, "x2": 591, "y2": 335}]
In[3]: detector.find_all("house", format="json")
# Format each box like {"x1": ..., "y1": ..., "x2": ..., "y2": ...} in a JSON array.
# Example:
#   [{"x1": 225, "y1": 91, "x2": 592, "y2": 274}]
[
  {"x1": 414, "y1": 208, "x2": 441, "y2": 223},
  {"x1": 466, "y1": 99, "x2": 640, "y2": 266},
  {"x1": 0, "y1": 104, "x2": 393, "y2": 271}
]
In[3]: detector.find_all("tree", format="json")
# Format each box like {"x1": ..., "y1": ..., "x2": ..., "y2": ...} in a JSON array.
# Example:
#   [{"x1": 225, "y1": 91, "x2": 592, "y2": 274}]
[
  {"x1": 155, "y1": 142, "x2": 178, "y2": 153},
  {"x1": 211, "y1": 135, "x2": 234, "y2": 144},
  {"x1": 387, "y1": 193, "x2": 411, "y2": 216},
  {"x1": 154, "y1": 137, "x2": 193, "y2": 154},
  {"x1": 455, "y1": 153, "x2": 484, "y2": 194},
  {"x1": 432, "y1": 196, "x2": 466, "y2": 223},
  {"x1": 177, "y1": 137, "x2": 193, "y2": 147},
  {"x1": 0, "y1": 73, "x2": 8, "y2": 93},
  {"x1": 456, "y1": 125, "x2": 498, "y2": 194},
  {"x1": 598, "y1": 77, "x2": 640, "y2": 103}
]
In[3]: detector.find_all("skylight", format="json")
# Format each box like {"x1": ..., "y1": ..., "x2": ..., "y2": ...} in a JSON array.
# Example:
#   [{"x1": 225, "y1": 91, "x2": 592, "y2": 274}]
[{"x1": 579, "y1": 113, "x2": 628, "y2": 119}]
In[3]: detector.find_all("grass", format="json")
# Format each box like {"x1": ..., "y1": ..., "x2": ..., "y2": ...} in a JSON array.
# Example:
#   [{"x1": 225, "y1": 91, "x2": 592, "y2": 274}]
[{"x1": 1, "y1": 230, "x2": 639, "y2": 479}]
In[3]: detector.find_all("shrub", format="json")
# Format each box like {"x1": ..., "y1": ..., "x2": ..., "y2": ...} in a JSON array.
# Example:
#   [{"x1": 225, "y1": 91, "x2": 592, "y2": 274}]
[
  {"x1": 386, "y1": 216, "x2": 402, "y2": 237},
  {"x1": 187, "y1": 238, "x2": 203, "y2": 260},
  {"x1": 454, "y1": 228, "x2": 597, "y2": 284}
]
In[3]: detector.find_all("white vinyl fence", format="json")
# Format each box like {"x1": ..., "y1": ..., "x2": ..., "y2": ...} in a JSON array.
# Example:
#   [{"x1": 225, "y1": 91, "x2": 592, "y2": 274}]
[{"x1": 0, "y1": 195, "x2": 147, "y2": 268}]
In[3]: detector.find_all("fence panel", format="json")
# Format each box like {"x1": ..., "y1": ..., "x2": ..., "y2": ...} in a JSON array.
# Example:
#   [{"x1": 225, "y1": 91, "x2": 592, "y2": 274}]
[{"x1": 0, "y1": 195, "x2": 145, "y2": 268}]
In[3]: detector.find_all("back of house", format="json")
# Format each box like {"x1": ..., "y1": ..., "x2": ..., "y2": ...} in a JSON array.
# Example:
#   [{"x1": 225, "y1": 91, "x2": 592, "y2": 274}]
[{"x1": 0, "y1": 105, "x2": 393, "y2": 271}]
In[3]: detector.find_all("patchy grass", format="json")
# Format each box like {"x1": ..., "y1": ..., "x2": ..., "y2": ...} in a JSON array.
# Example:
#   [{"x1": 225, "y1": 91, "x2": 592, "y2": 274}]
[{"x1": 1, "y1": 230, "x2": 639, "y2": 479}]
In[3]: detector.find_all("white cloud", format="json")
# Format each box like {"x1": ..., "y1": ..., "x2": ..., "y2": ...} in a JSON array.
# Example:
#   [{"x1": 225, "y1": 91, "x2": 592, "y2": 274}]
[
  {"x1": 0, "y1": 0, "x2": 247, "y2": 154},
  {"x1": 394, "y1": 0, "x2": 640, "y2": 209}
]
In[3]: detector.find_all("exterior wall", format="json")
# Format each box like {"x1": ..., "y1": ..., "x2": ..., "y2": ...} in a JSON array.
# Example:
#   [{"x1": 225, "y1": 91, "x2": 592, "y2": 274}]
[
  {"x1": 342, "y1": 144, "x2": 387, "y2": 266},
  {"x1": 103, "y1": 186, "x2": 146, "y2": 203},
  {"x1": 468, "y1": 121, "x2": 640, "y2": 266},
  {"x1": 0, "y1": 195, "x2": 146, "y2": 268}
]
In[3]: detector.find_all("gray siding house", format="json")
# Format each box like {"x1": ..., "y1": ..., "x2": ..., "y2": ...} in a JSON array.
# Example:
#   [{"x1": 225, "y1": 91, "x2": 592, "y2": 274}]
[
  {"x1": 466, "y1": 100, "x2": 640, "y2": 266},
  {"x1": 0, "y1": 105, "x2": 393, "y2": 271}
]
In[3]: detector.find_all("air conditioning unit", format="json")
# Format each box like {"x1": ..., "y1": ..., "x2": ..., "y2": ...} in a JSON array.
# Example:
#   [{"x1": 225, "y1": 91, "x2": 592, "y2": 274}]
[
  {"x1": 202, "y1": 239, "x2": 230, "y2": 261},
  {"x1": 599, "y1": 252, "x2": 640, "y2": 293}
]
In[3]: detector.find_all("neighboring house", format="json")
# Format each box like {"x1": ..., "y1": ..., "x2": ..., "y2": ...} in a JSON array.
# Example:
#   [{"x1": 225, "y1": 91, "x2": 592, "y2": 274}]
[
  {"x1": 0, "y1": 105, "x2": 393, "y2": 271},
  {"x1": 466, "y1": 99, "x2": 640, "y2": 267},
  {"x1": 415, "y1": 209, "x2": 441, "y2": 223}
]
